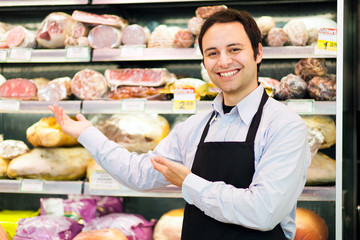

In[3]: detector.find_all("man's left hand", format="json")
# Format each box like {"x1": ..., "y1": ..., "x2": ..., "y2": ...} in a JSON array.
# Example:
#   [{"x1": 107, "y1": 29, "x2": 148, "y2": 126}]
[{"x1": 151, "y1": 156, "x2": 191, "y2": 188}]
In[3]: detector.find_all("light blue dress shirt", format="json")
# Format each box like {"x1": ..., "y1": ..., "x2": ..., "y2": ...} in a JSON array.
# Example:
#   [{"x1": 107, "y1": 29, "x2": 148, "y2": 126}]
[{"x1": 78, "y1": 84, "x2": 311, "y2": 240}]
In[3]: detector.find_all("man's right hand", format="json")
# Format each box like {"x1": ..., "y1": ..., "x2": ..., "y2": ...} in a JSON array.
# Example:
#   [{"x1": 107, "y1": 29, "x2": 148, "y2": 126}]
[{"x1": 48, "y1": 104, "x2": 92, "y2": 139}]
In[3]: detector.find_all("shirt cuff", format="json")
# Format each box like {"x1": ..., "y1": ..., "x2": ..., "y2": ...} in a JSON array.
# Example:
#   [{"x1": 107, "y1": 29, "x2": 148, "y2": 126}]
[{"x1": 182, "y1": 173, "x2": 210, "y2": 206}]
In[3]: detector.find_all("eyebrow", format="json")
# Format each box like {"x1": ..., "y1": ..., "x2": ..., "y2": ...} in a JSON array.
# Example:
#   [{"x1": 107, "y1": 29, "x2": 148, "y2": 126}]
[{"x1": 204, "y1": 43, "x2": 244, "y2": 53}]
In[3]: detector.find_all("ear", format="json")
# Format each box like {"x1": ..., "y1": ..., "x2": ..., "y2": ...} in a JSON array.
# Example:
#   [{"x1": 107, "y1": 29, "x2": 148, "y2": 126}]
[{"x1": 256, "y1": 43, "x2": 263, "y2": 64}]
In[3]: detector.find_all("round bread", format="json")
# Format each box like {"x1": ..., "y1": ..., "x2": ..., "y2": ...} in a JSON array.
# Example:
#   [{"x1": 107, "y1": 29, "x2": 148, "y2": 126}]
[
  {"x1": 295, "y1": 207, "x2": 328, "y2": 240},
  {"x1": 153, "y1": 208, "x2": 184, "y2": 240}
]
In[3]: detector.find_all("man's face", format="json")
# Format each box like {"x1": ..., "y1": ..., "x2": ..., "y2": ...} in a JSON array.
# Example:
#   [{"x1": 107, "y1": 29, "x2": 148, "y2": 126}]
[{"x1": 202, "y1": 22, "x2": 263, "y2": 104}]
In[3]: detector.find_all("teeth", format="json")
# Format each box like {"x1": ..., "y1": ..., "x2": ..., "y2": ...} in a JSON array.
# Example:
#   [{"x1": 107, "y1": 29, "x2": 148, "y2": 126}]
[{"x1": 219, "y1": 70, "x2": 238, "y2": 77}]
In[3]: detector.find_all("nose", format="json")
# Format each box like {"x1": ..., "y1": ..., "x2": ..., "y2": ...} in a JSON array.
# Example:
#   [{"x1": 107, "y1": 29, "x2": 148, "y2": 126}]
[{"x1": 217, "y1": 52, "x2": 232, "y2": 68}]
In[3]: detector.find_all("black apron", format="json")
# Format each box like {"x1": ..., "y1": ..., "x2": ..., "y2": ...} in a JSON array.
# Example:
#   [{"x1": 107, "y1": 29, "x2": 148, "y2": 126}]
[{"x1": 181, "y1": 90, "x2": 286, "y2": 240}]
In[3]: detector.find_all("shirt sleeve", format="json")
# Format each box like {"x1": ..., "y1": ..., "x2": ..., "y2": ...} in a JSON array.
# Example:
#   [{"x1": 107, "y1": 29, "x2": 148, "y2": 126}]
[{"x1": 182, "y1": 113, "x2": 310, "y2": 231}]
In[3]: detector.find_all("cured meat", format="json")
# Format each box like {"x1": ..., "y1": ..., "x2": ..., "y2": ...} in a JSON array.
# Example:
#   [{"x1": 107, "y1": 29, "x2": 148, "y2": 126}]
[
  {"x1": 36, "y1": 12, "x2": 76, "y2": 49},
  {"x1": 72, "y1": 10, "x2": 128, "y2": 29},
  {"x1": 0, "y1": 78, "x2": 37, "y2": 100},
  {"x1": 0, "y1": 140, "x2": 29, "y2": 160},
  {"x1": 121, "y1": 24, "x2": 149, "y2": 45},
  {"x1": 307, "y1": 74, "x2": 336, "y2": 101},
  {"x1": 148, "y1": 25, "x2": 180, "y2": 48},
  {"x1": 267, "y1": 28, "x2": 288, "y2": 47},
  {"x1": 174, "y1": 29, "x2": 194, "y2": 48},
  {"x1": 73, "y1": 229, "x2": 128, "y2": 240},
  {"x1": 274, "y1": 74, "x2": 308, "y2": 100},
  {"x1": 37, "y1": 77, "x2": 72, "y2": 102},
  {"x1": 187, "y1": 17, "x2": 205, "y2": 35},
  {"x1": 88, "y1": 25, "x2": 122, "y2": 49},
  {"x1": 6, "y1": 25, "x2": 36, "y2": 48},
  {"x1": 105, "y1": 68, "x2": 175, "y2": 89},
  {"x1": 256, "y1": 16, "x2": 276, "y2": 38},
  {"x1": 108, "y1": 86, "x2": 159, "y2": 100},
  {"x1": 195, "y1": 5, "x2": 228, "y2": 19},
  {"x1": 65, "y1": 21, "x2": 89, "y2": 47},
  {"x1": 284, "y1": 19, "x2": 309, "y2": 46},
  {"x1": 306, "y1": 152, "x2": 335, "y2": 185},
  {"x1": 71, "y1": 69, "x2": 108, "y2": 100},
  {"x1": 295, "y1": 58, "x2": 328, "y2": 82}
]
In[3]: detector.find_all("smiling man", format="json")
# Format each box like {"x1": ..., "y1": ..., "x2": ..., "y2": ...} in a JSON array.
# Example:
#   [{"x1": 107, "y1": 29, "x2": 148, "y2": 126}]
[{"x1": 49, "y1": 9, "x2": 310, "y2": 240}]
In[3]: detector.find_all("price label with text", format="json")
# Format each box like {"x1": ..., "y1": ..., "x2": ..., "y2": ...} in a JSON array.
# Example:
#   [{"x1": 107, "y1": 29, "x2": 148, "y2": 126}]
[
  {"x1": 20, "y1": 179, "x2": 44, "y2": 192},
  {"x1": 121, "y1": 99, "x2": 146, "y2": 112},
  {"x1": 0, "y1": 100, "x2": 20, "y2": 111},
  {"x1": 173, "y1": 100, "x2": 197, "y2": 113},
  {"x1": 66, "y1": 46, "x2": 90, "y2": 60},
  {"x1": 120, "y1": 45, "x2": 145, "y2": 58},
  {"x1": 315, "y1": 28, "x2": 337, "y2": 55},
  {"x1": 286, "y1": 99, "x2": 314, "y2": 114},
  {"x1": 89, "y1": 170, "x2": 120, "y2": 190},
  {"x1": 9, "y1": 47, "x2": 32, "y2": 61},
  {"x1": 0, "y1": 49, "x2": 8, "y2": 62}
]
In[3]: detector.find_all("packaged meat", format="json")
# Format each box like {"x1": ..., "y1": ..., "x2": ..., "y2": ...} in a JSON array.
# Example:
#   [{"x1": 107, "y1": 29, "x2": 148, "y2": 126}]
[
  {"x1": 283, "y1": 19, "x2": 309, "y2": 46},
  {"x1": 306, "y1": 152, "x2": 335, "y2": 185},
  {"x1": 73, "y1": 228, "x2": 128, "y2": 240},
  {"x1": 299, "y1": 17, "x2": 337, "y2": 45},
  {"x1": 72, "y1": 10, "x2": 128, "y2": 29},
  {"x1": 65, "y1": 21, "x2": 89, "y2": 47},
  {"x1": 36, "y1": 12, "x2": 76, "y2": 49},
  {"x1": 187, "y1": 17, "x2": 205, "y2": 35},
  {"x1": 302, "y1": 115, "x2": 336, "y2": 149},
  {"x1": 121, "y1": 24, "x2": 149, "y2": 46},
  {"x1": 0, "y1": 210, "x2": 39, "y2": 240},
  {"x1": 88, "y1": 25, "x2": 122, "y2": 49},
  {"x1": 32, "y1": 77, "x2": 50, "y2": 89},
  {"x1": 274, "y1": 74, "x2": 308, "y2": 100},
  {"x1": 7, "y1": 147, "x2": 92, "y2": 180},
  {"x1": 148, "y1": 25, "x2": 180, "y2": 48},
  {"x1": 195, "y1": 5, "x2": 228, "y2": 19},
  {"x1": 91, "y1": 113, "x2": 170, "y2": 153},
  {"x1": 295, "y1": 58, "x2": 328, "y2": 82},
  {"x1": 26, "y1": 117, "x2": 79, "y2": 147},
  {"x1": 71, "y1": 69, "x2": 108, "y2": 100},
  {"x1": 0, "y1": 78, "x2": 37, "y2": 100},
  {"x1": 13, "y1": 215, "x2": 83, "y2": 240},
  {"x1": 37, "y1": 76, "x2": 72, "y2": 102},
  {"x1": 307, "y1": 74, "x2": 336, "y2": 101},
  {"x1": 267, "y1": 28, "x2": 288, "y2": 47},
  {"x1": 0, "y1": 157, "x2": 10, "y2": 178},
  {"x1": 153, "y1": 209, "x2": 184, "y2": 240},
  {"x1": 105, "y1": 68, "x2": 176, "y2": 89},
  {"x1": 83, "y1": 213, "x2": 156, "y2": 240},
  {"x1": 40, "y1": 198, "x2": 97, "y2": 223},
  {"x1": 295, "y1": 208, "x2": 328, "y2": 240},
  {"x1": 6, "y1": 25, "x2": 36, "y2": 48},
  {"x1": 258, "y1": 77, "x2": 280, "y2": 97},
  {"x1": 174, "y1": 29, "x2": 194, "y2": 48},
  {"x1": 0, "y1": 140, "x2": 29, "y2": 160},
  {"x1": 107, "y1": 86, "x2": 160, "y2": 100},
  {"x1": 256, "y1": 16, "x2": 276, "y2": 38}
]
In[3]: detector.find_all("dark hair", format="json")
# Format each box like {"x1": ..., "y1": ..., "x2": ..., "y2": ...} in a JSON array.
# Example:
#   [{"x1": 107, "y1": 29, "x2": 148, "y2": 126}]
[{"x1": 198, "y1": 9, "x2": 262, "y2": 71}]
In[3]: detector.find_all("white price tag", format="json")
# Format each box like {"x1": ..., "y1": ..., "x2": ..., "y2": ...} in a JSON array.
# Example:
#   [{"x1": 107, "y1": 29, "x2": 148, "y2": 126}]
[
  {"x1": 89, "y1": 170, "x2": 120, "y2": 190},
  {"x1": 20, "y1": 179, "x2": 44, "y2": 192},
  {"x1": 120, "y1": 45, "x2": 145, "y2": 57},
  {"x1": 0, "y1": 49, "x2": 8, "y2": 62},
  {"x1": 286, "y1": 99, "x2": 314, "y2": 114},
  {"x1": 121, "y1": 99, "x2": 146, "y2": 112},
  {"x1": 314, "y1": 28, "x2": 337, "y2": 55},
  {"x1": 173, "y1": 87, "x2": 197, "y2": 113},
  {"x1": 0, "y1": 100, "x2": 20, "y2": 111},
  {"x1": 9, "y1": 47, "x2": 32, "y2": 61},
  {"x1": 66, "y1": 46, "x2": 90, "y2": 60}
]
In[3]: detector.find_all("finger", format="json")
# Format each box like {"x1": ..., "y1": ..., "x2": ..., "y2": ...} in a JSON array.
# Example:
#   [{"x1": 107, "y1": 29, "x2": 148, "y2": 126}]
[
  {"x1": 152, "y1": 156, "x2": 170, "y2": 167},
  {"x1": 76, "y1": 113, "x2": 87, "y2": 122},
  {"x1": 151, "y1": 158, "x2": 167, "y2": 174}
]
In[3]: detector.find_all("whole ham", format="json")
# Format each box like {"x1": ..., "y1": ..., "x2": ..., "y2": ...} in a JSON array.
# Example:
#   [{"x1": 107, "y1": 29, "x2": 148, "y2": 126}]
[
  {"x1": 6, "y1": 25, "x2": 36, "y2": 48},
  {"x1": 36, "y1": 12, "x2": 76, "y2": 49},
  {"x1": 71, "y1": 69, "x2": 108, "y2": 100},
  {"x1": 88, "y1": 25, "x2": 122, "y2": 49},
  {"x1": 121, "y1": 24, "x2": 149, "y2": 45},
  {"x1": 105, "y1": 68, "x2": 176, "y2": 89},
  {"x1": 72, "y1": 10, "x2": 128, "y2": 29},
  {"x1": 0, "y1": 78, "x2": 37, "y2": 100}
]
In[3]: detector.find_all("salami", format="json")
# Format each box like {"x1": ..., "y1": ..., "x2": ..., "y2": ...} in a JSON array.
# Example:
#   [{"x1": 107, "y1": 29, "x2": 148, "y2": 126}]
[
  {"x1": 108, "y1": 86, "x2": 159, "y2": 100},
  {"x1": 195, "y1": 5, "x2": 228, "y2": 19},
  {"x1": 121, "y1": 24, "x2": 149, "y2": 45},
  {"x1": 6, "y1": 25, "x2": 36, "y2": 48},
  {"x1": 71, "y1": 69, "x2": 108, "y2": 100},
  {"x1": 88, "y1": 25, "x2": 122, "y2": 49},
  {"x1": 0, "y1": 78, "x2": 37, "y2": 100},
  {"x1": 174, "y1": 29, "x2": 194, "y2": 48}
]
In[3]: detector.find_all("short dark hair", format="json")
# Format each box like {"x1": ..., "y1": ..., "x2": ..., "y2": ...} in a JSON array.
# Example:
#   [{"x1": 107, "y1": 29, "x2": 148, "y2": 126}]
[{"x1": 198, "y1": 9, "x2": 262, "y2": 71}]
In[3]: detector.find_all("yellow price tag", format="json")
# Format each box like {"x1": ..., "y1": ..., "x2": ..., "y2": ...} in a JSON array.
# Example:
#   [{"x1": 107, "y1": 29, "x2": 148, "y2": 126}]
[
  {"x1": 173, "y1": 100, "x2": 196, "y2": 113},
  {"x1": 317, "y1": 39, "x2": 337, "y2": 52}
]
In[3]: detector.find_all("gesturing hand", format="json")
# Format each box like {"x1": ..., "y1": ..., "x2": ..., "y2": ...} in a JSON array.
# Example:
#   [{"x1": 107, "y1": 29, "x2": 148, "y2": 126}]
[
  {"x1": 48, "y1": 104, "x2": 92, "y2": 139},
  {"x1": 151, "y1": 156, "x2": 191, "y2": 188}
]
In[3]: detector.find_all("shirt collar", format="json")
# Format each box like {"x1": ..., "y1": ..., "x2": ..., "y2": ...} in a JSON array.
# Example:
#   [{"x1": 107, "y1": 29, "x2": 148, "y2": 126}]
[{"x1": 211, "y1": 84, "x2": 265, "y2": 126}]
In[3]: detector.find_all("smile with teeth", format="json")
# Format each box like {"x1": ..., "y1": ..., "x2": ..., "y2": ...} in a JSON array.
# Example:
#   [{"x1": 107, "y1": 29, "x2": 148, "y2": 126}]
[{"x1": 218, "y1": 69, "x2": 239, "y2": 77}]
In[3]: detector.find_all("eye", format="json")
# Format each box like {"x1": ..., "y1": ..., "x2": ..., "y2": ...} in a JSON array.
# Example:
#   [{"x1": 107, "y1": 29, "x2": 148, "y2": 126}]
[
  {"x1": 206, "y1": 51, "x2": 217, "y2": 57},
  {"x1": 230, "y1": 48, "x2": 241, "y2": 53}
]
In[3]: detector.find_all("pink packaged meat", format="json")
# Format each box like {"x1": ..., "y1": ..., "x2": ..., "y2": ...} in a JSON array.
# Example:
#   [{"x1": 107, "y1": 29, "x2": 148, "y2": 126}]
[
  {"x1": 72, "y1": 10, "x2": 128, "y2": 29},
  {"x1": 307, "y1": 74, "x2": 336, "y2": 101},
  {"x1": 274, "y1": 73, "x2": 308, "y2": 100},
  {"x1": 37, "y1": 77, "x2": 72, "y2": 102},
  {"x1": 187, "y1": 17, "x2": 205, "y2": 35},
  {"x1": 195, "y1": 5, "x2": 228, "y2": 19},
  {"x1": 88, "y1": 25, "x2": 122, "y2": 49},
  {"x1": 6, "y1": 25, "x2": 36, "y2": 48},
  {"x1": 0, "y1": 78, "x2": 37, "y2": 100},
  {"x1": 121, "y1": 24, "x2": 149, "y2": 45},
  {"x1": 267, "y1": 28, "x2": 288, "y2": 47},
  {"x1": 105, "y1": 68, "x2": 176, "y2": 89},
  {"x1": 71, "y1": 69, "x2": 108, "y2": 100},
  {"x1": 174, "y1": 29, "x2": 194, "y2": 48}
]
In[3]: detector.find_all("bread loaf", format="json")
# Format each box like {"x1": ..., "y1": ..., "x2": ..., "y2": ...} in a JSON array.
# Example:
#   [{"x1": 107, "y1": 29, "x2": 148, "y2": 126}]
[
  {"x1": 295, "y1": 207, "x2": 328, "y2": 240},
  {"x1": 153, "y1": 209, "x2": 184, "y2": 240}
]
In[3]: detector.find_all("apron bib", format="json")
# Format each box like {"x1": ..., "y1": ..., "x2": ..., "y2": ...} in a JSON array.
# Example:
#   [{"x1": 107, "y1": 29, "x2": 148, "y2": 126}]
[{"x1": 181, "y1": 90, "x2": 286, "y2": 240}]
